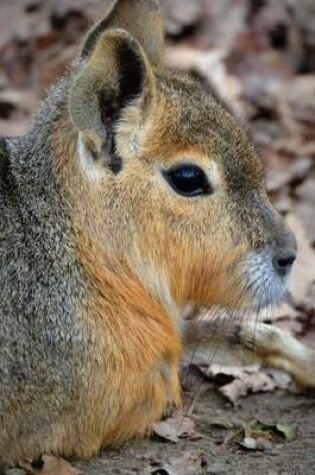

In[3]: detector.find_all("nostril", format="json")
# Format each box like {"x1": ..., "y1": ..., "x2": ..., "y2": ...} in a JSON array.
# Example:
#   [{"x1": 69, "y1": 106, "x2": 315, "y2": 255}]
[{"x1": 273, "y1": 251, "x2": 297, "y2": 276}]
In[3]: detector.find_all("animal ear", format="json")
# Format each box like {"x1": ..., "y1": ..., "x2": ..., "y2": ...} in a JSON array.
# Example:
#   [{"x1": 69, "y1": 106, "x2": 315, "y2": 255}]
[
  {"x1": 81, "y1": 0, "x2": 164, "y2": 68},
  {"x1": 69, "y1": 29, "x2": 156, "y2": 159}
]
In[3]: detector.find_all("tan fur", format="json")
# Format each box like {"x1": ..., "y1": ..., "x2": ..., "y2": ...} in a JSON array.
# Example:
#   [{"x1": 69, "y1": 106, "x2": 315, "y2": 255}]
[
  {"x1": 1, "y1": 0, "x2": 314, "y2": 467},
  {"x1": 49, "y1": 116, "x2": 182, "y2": 458}
]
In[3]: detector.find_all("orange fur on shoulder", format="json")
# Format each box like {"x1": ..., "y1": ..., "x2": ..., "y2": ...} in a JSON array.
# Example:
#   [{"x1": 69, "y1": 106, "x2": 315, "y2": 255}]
[{"x1": 74, "y1": 231, "x2": 182, "y2": 449}]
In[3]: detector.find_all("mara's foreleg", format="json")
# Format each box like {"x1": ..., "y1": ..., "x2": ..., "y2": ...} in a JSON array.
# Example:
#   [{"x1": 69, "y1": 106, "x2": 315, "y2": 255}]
[{"x1": 182, "y1": 315, "x2": 315, "y2": 388}]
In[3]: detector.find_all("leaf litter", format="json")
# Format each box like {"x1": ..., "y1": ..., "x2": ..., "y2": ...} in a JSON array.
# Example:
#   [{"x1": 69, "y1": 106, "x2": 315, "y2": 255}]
[{"x1": 153, "y1": 412, "x2": 203, "y2": 443}]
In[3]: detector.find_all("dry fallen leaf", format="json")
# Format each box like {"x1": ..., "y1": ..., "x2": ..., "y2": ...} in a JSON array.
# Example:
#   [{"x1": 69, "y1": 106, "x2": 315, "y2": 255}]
[
  {"x1": 19, "y1": 455, "x2": 82, "y2": 475},
  {"x1": 295, "y1": 178, "x2": 315, "y2": 246},
  {"x1": 205, "y1": 364, "x2": 288, "y2": 404},
  {"x1": 160, "y1": 0, "x2": 205, "y2": 36},
  {"x1": 264, "y1": 368, "x2": 292, "y2": 390},
  {"x1": 287, "y1": 215, "x2": 315, "y2": 308},
  {"x1": 165, "y1": 46, "x2": 242, "y2": 116},
  {"x1": 152, "y1": 450, "x2": 207, "y2": 475},
  {"x1": 153, "y1": 413, "x2": 202, "y2": 443},
  {"x1": 220, "y1": 371, "x2": 276, "y2": 405}
]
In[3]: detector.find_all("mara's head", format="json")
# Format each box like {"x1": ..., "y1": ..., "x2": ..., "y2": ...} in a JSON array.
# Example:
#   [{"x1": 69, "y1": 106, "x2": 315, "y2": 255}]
[{"x1": 61, "y1": 0, "x2": 296, "y2": 314}]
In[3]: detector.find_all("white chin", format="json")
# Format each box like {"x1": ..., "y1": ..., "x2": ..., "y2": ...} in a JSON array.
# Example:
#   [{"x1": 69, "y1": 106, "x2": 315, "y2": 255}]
[{"x1": 241, "y1": 251, "x2": 289, "y2": 311}]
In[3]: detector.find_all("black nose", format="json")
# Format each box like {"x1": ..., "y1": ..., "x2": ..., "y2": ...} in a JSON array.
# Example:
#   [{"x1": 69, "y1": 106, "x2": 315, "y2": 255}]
[{"x1": 272, "y1": 251, "x2": 297, "y2": 276}]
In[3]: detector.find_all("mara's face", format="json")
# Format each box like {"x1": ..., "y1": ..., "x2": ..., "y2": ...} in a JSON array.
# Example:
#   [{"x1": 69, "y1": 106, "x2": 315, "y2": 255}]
[
  {"x1": 97, "y1": 75, "x2": 296, "y2": 313},
  {"x1": 70, "y1": 25, "x2": 296, "y2": 315}
]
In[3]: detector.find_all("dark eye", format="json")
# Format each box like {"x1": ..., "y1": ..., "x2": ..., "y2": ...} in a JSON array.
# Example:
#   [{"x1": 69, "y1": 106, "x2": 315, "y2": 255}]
[{"x1": 163, "y1": 164, "x2": 212, "y2": 197}]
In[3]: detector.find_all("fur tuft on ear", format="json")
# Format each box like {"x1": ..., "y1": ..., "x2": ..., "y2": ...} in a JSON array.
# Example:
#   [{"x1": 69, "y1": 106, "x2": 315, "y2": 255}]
[
  {"x1": 69, "y1": 29, "x2": 155, "y2": 153},
  {"x1": 81, "y1": 0, "x2": 164, "y2": 68}
]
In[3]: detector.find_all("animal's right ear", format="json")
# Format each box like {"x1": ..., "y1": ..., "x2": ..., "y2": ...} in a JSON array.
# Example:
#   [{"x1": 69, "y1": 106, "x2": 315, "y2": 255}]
[{"x1": 69, "y1": 29, "x2": 156, "y2": 162}]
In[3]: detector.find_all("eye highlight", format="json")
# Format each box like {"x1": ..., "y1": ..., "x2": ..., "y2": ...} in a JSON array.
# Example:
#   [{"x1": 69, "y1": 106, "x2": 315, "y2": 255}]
[{"x1": 163, "y1": 164, "x2": 212, "y2": 197}]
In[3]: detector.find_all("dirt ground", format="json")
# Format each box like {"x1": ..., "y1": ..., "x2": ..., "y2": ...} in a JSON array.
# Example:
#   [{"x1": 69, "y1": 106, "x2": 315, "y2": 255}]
[
  {"x1": 72, "y1": 389, "x2": 315, "y2": 475},
  {"x1": 1, "y1": 1, "x2": 315, "y2": 474}
]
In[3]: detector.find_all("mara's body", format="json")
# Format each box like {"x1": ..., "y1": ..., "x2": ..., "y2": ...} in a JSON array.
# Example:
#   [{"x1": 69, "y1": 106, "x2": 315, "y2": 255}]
[
  {"x1": 0, "y1": 79, "x2": 181, "y2": 461},
  {"x1": 0, "y1": 0, "x2": 314, "y2": 467}
]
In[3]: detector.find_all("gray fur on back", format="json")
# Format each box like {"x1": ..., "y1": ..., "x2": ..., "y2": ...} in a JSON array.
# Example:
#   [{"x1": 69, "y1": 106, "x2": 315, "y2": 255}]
[{"x1": 0, "y1": 73, "x2": 88, "y2": 448}]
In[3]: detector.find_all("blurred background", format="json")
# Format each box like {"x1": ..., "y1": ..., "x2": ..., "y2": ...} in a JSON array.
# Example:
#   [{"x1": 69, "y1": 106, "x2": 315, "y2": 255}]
[{"x1": 1, "y1": 0, "x2": 314, "y2": 345}]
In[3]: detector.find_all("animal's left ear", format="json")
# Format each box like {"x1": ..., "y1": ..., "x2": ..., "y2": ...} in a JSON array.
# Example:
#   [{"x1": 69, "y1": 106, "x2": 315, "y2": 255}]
[{"x1": 69, "y1": 28, "x2": 156, "y2": 160}]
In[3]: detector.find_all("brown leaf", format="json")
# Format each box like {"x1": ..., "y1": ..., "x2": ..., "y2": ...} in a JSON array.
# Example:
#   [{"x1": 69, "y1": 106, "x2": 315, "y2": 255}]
[
  {"x1": 276, "y1": 76, "x2": 315, "y2": 138},
  {"x1": 19, "y1": 455, "x2": 82, "y2": 475},
  {"x1": 295, "y1": 178, "x2": 315, "y2": 246},
  {"x1": 160, "y1": 0, "x2": 205, "y2": 36},
  {"x1": 165, "y1": 46, "x2": 242, "y2": 116},
  {"x1": 152, "y1": 451, "x2": 207, "y2": 475},
  {"x1": 265, "y1": 153, "x2": 294, "y2": 193},
  {"x1": 264, "y1": 369, "x2": 292, "y2": 390},
  {"x1": 207, "y1": 364, "x2": 280, "y2": 404},
  {"x1": 208, "y1": 363, "x2": 260, "y2": 379},
  {"x1": 220, "y1": 372, "x2": 276, "y2": 405},
  {"x1": 287, "y1": 215, "x2": 315, "y2": 307},
  {"x1": 153, "y1": 413, "x2": 202, "y2": 443}
]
